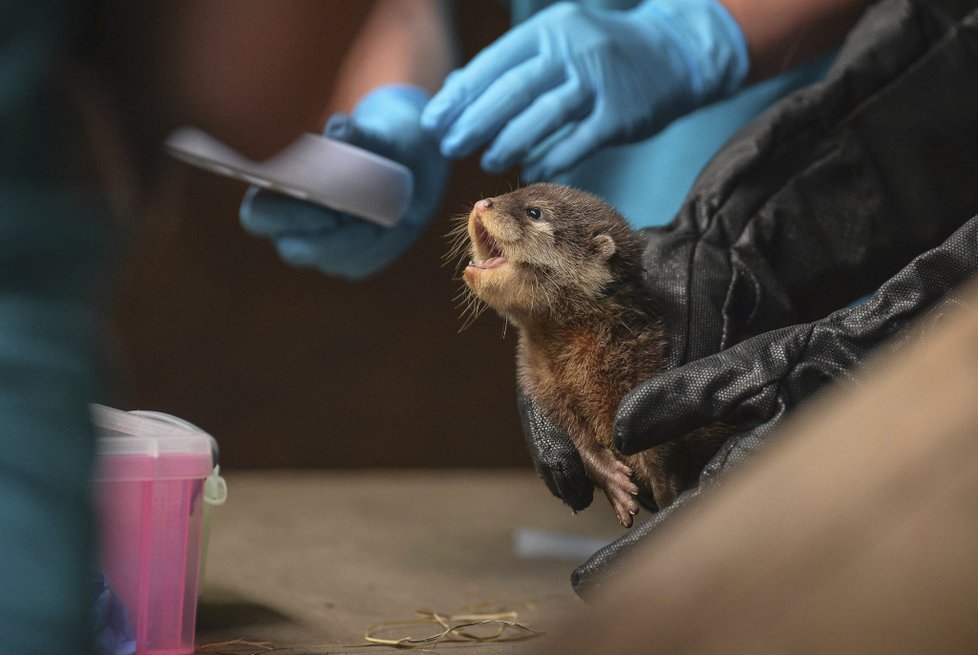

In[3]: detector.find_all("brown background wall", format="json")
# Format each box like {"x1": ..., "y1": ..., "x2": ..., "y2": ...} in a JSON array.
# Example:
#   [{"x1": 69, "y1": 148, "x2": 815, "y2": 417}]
[{"x1": 107, "y1": 4, "x2": 530, "y2": 470}]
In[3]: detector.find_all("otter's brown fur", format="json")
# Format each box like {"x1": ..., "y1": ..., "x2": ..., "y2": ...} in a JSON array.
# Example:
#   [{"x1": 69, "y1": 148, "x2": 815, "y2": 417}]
[{"x1": 453, "y1": 183, "x2": 726, "y2": 527}]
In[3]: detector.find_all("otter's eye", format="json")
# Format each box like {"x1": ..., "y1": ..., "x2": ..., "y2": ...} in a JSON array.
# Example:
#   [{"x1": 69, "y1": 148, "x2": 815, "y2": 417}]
[{"x1": 526, "y1": 207, "x2": 542, "y2": 221}]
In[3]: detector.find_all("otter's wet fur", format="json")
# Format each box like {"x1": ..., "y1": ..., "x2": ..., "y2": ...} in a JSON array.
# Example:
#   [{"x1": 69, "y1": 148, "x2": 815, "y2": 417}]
[{"x1": 450, "y1": 183, "x2": 726, "y2": 527}]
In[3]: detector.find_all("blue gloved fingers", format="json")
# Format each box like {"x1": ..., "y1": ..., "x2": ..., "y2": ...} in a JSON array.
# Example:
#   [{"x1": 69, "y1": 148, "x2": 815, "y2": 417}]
[
  {"x1": 422, "y1": 25, "x2": 539, "y2": 137},
  {"x1": 481, "y1": 78, "x2": 589, "y2": 174},
  {"x1": 440, "y1": 56, "x2": 566, "y2": 159},
  {"x1": 522, "y1": 110, "x2": 612, "y2": 181},
  {"x1": 239, "y1": 186, "x2": 346, "y2": 238},
  {"x1": 344, "y1": 86, "x2": 432, "y2": 164},
  {"x1": 339, "y1": 86, "x2": 448, "y2": 229},
  {"x1": 275, "y1": 218, "x2": 379, "y2": 272},
  {"x1": 323, "y1": 112, "x2": 358, "y2": 142},
  {"x1": 431, "y1": 0, "x2": 751, "y2": 179},
  {"x1": 276, "y1": 221, "x2": 422, "y2": 280},
  {"x1": 240, "y1": 84, "x2": 447, "y2": 280},
  {"x1": 238, "y1": 115, "x2": 383, "y2": 243},
  {"x1": 276, "y1": 238, "x2": 383, "y2": 280},
  {"x1": 273, "y1": 219, "x2": 373, "y2": 267},
  {"x1": 335, "y1": 222, "x2": 429, "y2": 278},
  {"x1": 324, "y1": 113, "x2": 389, "y2": 160},
  {"x1": 419, "y1": 70, "x2": 466, "y2": 137}
]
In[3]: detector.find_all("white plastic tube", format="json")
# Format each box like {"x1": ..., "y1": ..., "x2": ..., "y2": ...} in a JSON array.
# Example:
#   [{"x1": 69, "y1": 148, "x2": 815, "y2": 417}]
[
  {"x1": 512, "y1": 527, "x2": 612, "y2": 561},
  {"x1": 165, "y1": 127, "x2": 413, "y2": 228}
]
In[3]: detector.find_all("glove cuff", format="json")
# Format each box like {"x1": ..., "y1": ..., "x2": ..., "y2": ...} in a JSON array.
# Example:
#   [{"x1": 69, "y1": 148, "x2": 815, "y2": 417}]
[
  {"x1": 325, "y1": 84, "x2": 433, "y2": 141},
  {"x1": 632, "y1": 0, "x2": 749, "y2": 104},
  {"x1": 353, "y1": 84, "x2": 432, "y2": 116}
]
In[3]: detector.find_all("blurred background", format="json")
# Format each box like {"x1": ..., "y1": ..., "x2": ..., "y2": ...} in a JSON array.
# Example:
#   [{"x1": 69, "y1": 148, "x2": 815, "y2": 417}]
[{"x1": 105, "y1": 2, "x2": 529, "y2": 470}]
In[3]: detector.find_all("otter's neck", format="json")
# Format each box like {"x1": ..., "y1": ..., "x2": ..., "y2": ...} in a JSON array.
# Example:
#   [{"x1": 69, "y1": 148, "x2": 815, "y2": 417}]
[{"x1": 515, "y1": 280, "x2": 657, "y2": 344}]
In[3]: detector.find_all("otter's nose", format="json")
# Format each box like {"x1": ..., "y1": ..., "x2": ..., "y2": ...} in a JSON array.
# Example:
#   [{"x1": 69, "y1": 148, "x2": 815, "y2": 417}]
[{"x1": 474, "y1": 198, "x2": 493, "y2": 212}]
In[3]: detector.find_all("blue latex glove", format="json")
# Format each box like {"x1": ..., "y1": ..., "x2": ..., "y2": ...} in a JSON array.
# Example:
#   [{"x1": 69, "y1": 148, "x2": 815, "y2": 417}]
[
  {"x1": 240, "y1": 85, "x2": 448, "y2": 280},
  {"x1": 421, "y1": 0, "x2": 749, "y2": 181},
  {"x1": 93, "y1": 573, "x2": 136, "y2": 655}
]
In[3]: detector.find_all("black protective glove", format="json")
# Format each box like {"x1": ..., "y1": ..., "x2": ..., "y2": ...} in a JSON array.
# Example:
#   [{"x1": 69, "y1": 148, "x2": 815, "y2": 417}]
[
  {"x1": 517, "y1": 391, "x2": 594, "y2": 512},
  {"x1": 567, "y1": 214, "x2": 978, "y2": 598},
  {"x1": 519, "y1": 0, "x2": 978, "y2": 514}
]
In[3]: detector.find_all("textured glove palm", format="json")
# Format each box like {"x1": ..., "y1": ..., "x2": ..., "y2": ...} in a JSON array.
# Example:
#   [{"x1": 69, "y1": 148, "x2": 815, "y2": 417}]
[
  {"x1": 421, "y1": 0, "x2": 748, "y2": 181},
  {"x1": 617, "y1": 218, "x2": 978, "y2": 459}
]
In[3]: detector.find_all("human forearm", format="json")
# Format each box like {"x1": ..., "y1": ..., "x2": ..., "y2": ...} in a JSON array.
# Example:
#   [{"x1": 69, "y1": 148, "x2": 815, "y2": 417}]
[
  {"x1": 720, "y1": 0, "x2": 872, "y2": 82},
  {"x1": 327, "y1": 0, "x2": 458, "y2": 115}
]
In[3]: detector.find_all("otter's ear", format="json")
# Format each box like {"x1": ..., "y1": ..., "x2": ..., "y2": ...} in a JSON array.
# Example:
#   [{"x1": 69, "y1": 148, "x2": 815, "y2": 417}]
[{"x1": 592, "y1": 233, "x2": 616, "y2": 261}]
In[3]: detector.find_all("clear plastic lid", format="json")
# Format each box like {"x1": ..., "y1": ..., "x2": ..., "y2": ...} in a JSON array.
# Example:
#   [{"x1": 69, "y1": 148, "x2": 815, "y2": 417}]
[{"x1": 91, "y1": 404, "x2": 216, "y2": 481}]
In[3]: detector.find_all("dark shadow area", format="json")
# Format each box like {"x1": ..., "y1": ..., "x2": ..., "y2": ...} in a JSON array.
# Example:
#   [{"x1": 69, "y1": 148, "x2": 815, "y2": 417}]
[{"x1": 196, "y1": 597, "x2": 293, "y2": 631}]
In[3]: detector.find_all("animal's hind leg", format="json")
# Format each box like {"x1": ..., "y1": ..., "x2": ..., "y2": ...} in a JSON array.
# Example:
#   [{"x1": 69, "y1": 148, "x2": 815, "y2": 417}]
[{"x1": 579, "y1": 446, "x2": 640, "y2": 528}]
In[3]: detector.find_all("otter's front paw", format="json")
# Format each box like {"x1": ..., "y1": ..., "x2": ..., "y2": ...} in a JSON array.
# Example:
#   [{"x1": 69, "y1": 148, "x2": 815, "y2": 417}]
[{"x1": 602, "y1": 460, "x2": 640, "y2": 528}]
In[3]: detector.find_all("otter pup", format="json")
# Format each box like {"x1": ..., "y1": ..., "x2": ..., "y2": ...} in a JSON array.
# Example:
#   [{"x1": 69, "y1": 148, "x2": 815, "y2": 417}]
[{"x1": 452, "y1": 183, "x2": 726, "y2": 527}]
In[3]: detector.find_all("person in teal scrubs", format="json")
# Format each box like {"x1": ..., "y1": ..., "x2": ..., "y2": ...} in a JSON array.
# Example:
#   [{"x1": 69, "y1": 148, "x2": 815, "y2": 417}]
[
  {"x1": 1, "y1": 2, "x2": 110, "y2": 651},
  {"x1": 242, "y1": 0, "x2": 847, "y2": 273}
]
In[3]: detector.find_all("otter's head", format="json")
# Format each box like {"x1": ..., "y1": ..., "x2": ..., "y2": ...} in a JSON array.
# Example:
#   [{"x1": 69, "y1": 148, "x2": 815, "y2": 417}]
[{"x1": 451, "y1": 183, "x2": 643, "y2": 327}]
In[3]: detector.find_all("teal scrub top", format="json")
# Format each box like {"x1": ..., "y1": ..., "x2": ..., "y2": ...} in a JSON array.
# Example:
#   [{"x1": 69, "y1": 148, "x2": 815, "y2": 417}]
[{"x1": 2, "y1": 1, "x2": 110, "y2": 652}]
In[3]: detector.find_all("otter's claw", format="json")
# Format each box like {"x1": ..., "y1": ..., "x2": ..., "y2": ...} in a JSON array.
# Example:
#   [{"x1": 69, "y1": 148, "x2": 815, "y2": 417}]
[{"x1": 603, "y1": 461, "x2": 640, "y2": 527}]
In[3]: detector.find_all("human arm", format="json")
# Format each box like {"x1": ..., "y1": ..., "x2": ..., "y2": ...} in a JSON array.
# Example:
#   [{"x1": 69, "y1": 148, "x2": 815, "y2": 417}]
[
  {"x1": 239, "y1": 0, "x2": 458, "y2": 279},
  {"x1": 721, "y1": 0, "x2": 872, "y2": 82},
  {"x1": 327, "y1": 0, "x2": 458, "y2": 113}
]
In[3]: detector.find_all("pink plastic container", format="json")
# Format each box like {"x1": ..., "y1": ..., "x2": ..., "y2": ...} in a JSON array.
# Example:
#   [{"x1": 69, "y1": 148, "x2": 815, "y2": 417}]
[{"x1": 92, "y1": 405, "x2": 216, "y2": 655}]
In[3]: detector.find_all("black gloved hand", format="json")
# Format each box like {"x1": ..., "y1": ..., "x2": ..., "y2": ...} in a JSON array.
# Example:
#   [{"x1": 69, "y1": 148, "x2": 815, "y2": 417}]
[
  {"x1": 566, "y1": 214, "x2": 978, "y2": 599},
  {"x1": 517, "y1": 391, "x2": 594, "y2": 512},
  {"x1": 518, "y1": 0, "x2": 978, "y2": 519},
  {"x1": 643, "y1": 0, "x2": 978, "y2": 368}
]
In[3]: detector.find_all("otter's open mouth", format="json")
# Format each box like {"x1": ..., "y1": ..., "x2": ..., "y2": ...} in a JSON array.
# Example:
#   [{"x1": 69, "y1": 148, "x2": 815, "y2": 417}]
[{"x1": 468, "y1": 218, "x2": 508, "y2": 270}]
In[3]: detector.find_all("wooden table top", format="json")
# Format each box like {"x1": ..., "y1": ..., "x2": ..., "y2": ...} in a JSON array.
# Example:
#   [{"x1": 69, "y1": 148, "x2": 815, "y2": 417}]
[{"x1": 195, "y1": 469, "x2": 623, "y2": 654}]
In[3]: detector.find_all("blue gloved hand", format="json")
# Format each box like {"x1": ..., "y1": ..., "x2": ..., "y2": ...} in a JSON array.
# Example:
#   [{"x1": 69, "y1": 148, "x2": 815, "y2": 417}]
[
  {"x1": 421, "y1": 0, "x2": 749, "y2": 181},
  {"x1": 240, "y1": 85, "x2": 448, "y2": 280}
]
